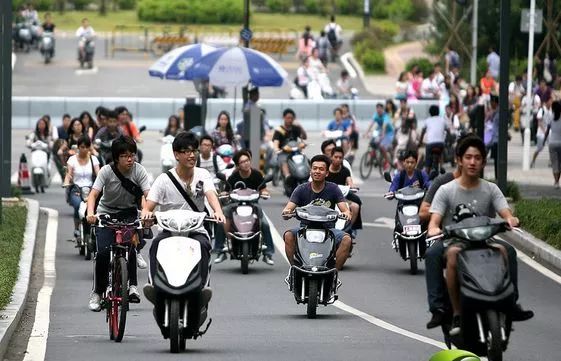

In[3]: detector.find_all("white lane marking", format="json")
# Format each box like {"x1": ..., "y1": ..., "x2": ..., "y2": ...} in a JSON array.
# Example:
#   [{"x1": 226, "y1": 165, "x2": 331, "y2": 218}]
[
  {"x1": 75, "y1": 67, "x2": 99, "y2": 75},
  {"x1": 23, "y1": 208, "x2": 58, "y2": 361},
  {"x1": 264, "y1": 214, "x2": 445, "y2": 350},
  {"x1": 363, "y1": 217, "x2": 395, "y2": 229}
]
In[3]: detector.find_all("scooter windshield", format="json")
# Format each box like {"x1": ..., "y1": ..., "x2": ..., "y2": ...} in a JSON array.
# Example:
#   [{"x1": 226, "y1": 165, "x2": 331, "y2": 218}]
[{"x1": 297, "y1": 229, "x2": 334, "y2": 267}]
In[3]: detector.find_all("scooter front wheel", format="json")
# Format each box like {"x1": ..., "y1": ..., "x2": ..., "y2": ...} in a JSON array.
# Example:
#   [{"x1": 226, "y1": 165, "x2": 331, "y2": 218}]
[
  {"x1": 169, "y1": 299, "x2": 183, "y2": 353},
  {"x1": 241, "y1": 242, "x2": 249, "y2": 275},
  {"x1": 407, "y1": 240, "x2": 418, "y2": 275},
  {"x1": 306, "y1": 279, "x2": 319, "y2": 319},
  {"x1": 486, "y1": 310, "x2": 503, "y2": 361}
]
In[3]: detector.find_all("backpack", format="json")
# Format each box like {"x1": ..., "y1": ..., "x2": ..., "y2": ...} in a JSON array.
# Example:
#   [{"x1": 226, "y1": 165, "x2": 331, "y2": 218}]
[
  {"x1": 398, "y1": 169, "x2": 424, "y2": 190},
  {"x1": 196, "y1": 153, "x2": 219, "y2": 174},
  {"x1": 327, "y1": 25, "x2": 337, "y2": 46}
]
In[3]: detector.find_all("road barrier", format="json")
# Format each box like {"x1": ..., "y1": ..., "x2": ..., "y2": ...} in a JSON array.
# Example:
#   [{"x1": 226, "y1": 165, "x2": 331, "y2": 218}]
[{"x1": 18, "y1": 153, "x2": 33, "y2": 195}]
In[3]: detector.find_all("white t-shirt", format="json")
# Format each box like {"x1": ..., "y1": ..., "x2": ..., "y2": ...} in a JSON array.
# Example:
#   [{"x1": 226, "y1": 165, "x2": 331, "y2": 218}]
[
  {"x1": 67, "y1": 155, "x2": 99, "y2": 188},
  {"x1": 423, "y1": 116, "x2": 448, "y2": 144},
  {"x1": 147, "y1": 167, "x2": 215, "y2": 236},
  {"x1": 421, "y1": 78, "x2": 438, "y2": 98},
  {"x1": 537, "y1": 106, "x2": 553, "y2": 137},
  {"x1": 324, "y1": 23, "x2": 342, "y2": 41},
  {"x1": 76, "y1": 26, "x2": 95, "y2": 38},
  {"x1": 197, "y1": 152, "x2": 226, "y2": 177}
]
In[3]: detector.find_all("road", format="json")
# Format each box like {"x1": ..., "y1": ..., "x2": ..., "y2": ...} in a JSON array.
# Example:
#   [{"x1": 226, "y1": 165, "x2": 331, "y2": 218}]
[{"x1": 6, "y1": 131, "x2": 561, "y2": 361}]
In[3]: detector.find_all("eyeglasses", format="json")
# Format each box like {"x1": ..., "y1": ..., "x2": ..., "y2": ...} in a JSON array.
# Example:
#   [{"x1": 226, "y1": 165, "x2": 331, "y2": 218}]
[
  {"x1": 119, "y1": 153, "x2": 135, "y2": 160},
  {"x1": 178, "y1": 149, "x2": 199, "y2": 156}
]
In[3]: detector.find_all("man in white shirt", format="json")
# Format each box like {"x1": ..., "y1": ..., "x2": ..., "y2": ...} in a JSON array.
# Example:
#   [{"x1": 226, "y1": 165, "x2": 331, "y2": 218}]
[
  {"x1": 76, "y1": 18, "x2": 95, "y2": 59},
  {"x1": 197, "y1": 135, "x2": 226, "y2": 177},
  {"x1": 324, "y1": 15, "x2": 342, "y2": 61},
  {"x1": 520, "y1": 92, "x2": 541, "y2": 144},
  {"x1": 420, "y1": 71, "x2": 439, "y2": 99},
  {"x1": 531, "y1": 97, "x2": 554, "y2": 167},
  {"x1": 420, "y1": 105, "x2": 450, "y2": 174}
]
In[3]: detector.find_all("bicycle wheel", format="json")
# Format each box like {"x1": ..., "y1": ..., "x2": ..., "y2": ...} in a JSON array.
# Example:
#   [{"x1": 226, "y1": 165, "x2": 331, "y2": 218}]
[
  {"x1": 112, "y1": 256, "x2": 129, "y2": 342},
  {"x1": 359, "y1": 151, "x2": 374, "y2": 180}
]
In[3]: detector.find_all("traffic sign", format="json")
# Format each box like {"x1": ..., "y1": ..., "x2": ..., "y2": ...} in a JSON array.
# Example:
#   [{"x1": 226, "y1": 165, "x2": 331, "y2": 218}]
[
  {"x1": 520, "y1": 8, "x2": 543, "y2": 33},
  {"x1": 240, "y1": 28, "x2": 253, "y2": 42}
]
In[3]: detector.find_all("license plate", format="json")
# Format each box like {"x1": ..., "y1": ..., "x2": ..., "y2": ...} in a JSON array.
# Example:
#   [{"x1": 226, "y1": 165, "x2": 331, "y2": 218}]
[{"x1": 403, "y1": 225, "x2": 421, "y2": 235}]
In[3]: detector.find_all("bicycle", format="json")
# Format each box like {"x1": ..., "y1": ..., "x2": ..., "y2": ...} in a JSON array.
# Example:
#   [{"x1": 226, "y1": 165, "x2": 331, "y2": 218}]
[
  {"x1": 359, "y1": 138, "x2": 393, "y2": 179},
  {"x1": 96, "y1": 215, "x2": 143, "y2": 343}
]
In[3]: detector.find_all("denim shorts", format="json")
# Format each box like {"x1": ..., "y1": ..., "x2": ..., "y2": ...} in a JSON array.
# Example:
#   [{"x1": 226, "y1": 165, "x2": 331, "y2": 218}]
[{"x1": 287, "y1": 227, "x2": 346, "y2": 246}]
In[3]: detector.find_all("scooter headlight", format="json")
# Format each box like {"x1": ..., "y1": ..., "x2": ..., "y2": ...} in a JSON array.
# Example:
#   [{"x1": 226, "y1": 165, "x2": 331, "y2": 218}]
[
  {"x1": 402, "y1": 205, "x2": 418, "y2": 217},
  {"x1": 306, "y1": 229, "x2": 326, "y2": 243}
]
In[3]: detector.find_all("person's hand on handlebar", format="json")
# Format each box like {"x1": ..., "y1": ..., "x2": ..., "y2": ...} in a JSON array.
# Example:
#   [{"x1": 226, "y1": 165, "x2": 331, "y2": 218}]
[
  {"x1": 341, "y1": 209, "x2": 352, "y2": 220},
  {"x1": 298, "y1": 142, "x2": 306, "y2": 149},
  {"x1": 86, "y1": 214, "x2": 97, "y2": 225},
  {"x1": 141, "y1": 210, "x2": 155, "y2": 227},
  {"x1": 213, "y1": 211, "x2": 226, "y2": 223},
  {"x1": 283, "y1": 144, "x2": 292, "y2": 153}
]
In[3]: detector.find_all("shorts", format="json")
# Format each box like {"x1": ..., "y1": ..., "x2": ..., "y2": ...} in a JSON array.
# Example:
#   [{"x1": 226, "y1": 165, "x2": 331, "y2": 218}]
[
  {"x1": 380, "y1": 135, "x2": 393, "y2": 149},
  {"x1": 287, "y1": 227, "x2": 346, "y2": 246}
]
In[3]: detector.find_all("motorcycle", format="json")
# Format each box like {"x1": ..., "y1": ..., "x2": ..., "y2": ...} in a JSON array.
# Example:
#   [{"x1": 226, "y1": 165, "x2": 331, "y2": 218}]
[
  {"x1": 383, "y1": 172, "x2": 427, "y2": 275},
  {"x1": 160, "y1": 135, "x2": 176, "y2": 173},
  {"x1": 14, "y1": 22, "x2": 32, "y2": 52},
  {"x1": 216, "y1": 174, "x2": 273, "y2": 274},
  {"x1": 94, "y1": 138, "x2": 113, "y2": 165},
  {"x1": 76, "y1": 186, "x2": 94, "y2": 260},
  {"x1": 78, "y1": 35, "x2": 95, "y2": 69},
  {"x1": 285, "y1": 204, "x2": 344, "y2": 318},
  {"x1": 336, "y1": 185, "x2": 359, "y2": 255},
  {"x1": 147, "y1": 209, "x2": 215, "y2": 353},
  {"x1": 280, "y1": 140, "x2": 310, "y2": 198},
  {"x1": 429, "y1": 216, "x2": 516, "y2": 361},
  {"x1": 26, "y1": 137, "x2": 51, "y2": 193},
  {"x1": 40, "y1": 31, "x2": 55, "y2": 64},
  {"x1": 289, "y1": 80, "x2": 323, "y2": 100}
]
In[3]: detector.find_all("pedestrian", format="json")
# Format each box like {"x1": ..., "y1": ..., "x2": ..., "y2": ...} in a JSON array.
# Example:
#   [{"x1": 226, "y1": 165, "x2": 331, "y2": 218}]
[
  {"x1": 316, "y1": 30, "x2": 329, "y2": 66},
  {"x1": 324, "y1": 15, "x2": 342, "y2": 62},
  {"x1": 544, "y1": 101, "x2": 561, "y2": 188},
  {"x1": 297, "y1": 25, "x2": 315, "y2": 61},
  {"x1": 396, "y1": 72, "x2": 408, "y2": 100},
  {"x1": 486, "y1": 46, "x2": 500, "y2": 80},
  {"x1": 531, "y1": 98, "x2": 554, "y2": 168}
]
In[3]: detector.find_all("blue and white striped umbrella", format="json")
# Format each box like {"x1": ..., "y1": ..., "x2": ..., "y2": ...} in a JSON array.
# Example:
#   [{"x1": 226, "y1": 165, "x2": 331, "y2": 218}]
[
  {"x1": 185, "y1": 46, "x2": 288, "y2": 87},
  {"x1": 148, "y1": 43, "x2": 218, "y2": 80}
]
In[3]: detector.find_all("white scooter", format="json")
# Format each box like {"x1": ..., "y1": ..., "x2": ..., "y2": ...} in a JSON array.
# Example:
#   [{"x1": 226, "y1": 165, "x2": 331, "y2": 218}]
[
  {"x1": 26, "y1": 137, "x2": 51, "y2": 193},
  {"x1": 147, "y1": 209, "x2": 214, "y2": 353},
  {"x1": 289, "y1": 80, "x2": 323, "y2": 100},
  {"x1": 336, "y1": 185, "x2": 359, "y2": 256},
  {"x1": 160, "y1": 135, "x2": 176, "y2": 173}
]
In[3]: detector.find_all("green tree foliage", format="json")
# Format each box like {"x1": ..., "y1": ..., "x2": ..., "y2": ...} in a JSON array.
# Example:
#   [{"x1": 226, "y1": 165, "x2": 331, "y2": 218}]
[
  {"x1": 137, "y1": 0, "x2": 244, "y2": 24},
  {"x1": 266, "y1": 0, "x2": 291, "y2": 12}
]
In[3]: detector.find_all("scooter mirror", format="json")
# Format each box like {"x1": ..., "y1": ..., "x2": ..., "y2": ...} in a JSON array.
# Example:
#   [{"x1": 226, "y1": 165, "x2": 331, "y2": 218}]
[
  {"x1": 383, "y1": 171, "x2": 392, "y2": 183},
  {"x1": 138, "y1": 125, "x2": 147, "y2": 133}
]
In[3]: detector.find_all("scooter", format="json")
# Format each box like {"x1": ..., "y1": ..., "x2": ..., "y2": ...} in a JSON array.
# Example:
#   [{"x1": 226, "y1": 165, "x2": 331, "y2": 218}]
[
  {"x1": 289, "y1": 80, "x2": 323, "y2": 100},
  {"x1": 383, "y1": 173, "x2": 427, "y2": 275},
  {"x1": 95, "y1": 138, "x2": 113, "y2": 165},
  {"x1": 26, "y1": 137, "x2": 51, "y2": 193},
  {"x1": 285, "y1": 204, "x2": 344, "y2": 318},
  {"x1": 147, "y1": 209, "x2": 215, "y2": 353},
  {"x1": 15, "y1": 22, "x2": 32, "y2": 52},
  {"x1": 77, "y1": 186, "x2": 94, "y2": 260},
  {"x1": 40, "y1": 31, "x2": 55, "y2": 64},
  {"x1": 428, "y1": 215, "x2": 516, "y2": 361},
  {"x1": 160, "y1": 135, "x2": 176, "y2": 173},
  {"x1": 336, "y1": 185, "x2": 359, "y2": 254},
  {"x1": 281, "y1": 140, "x2": 310, "y2": 198},
  {"x1": 78, "y1": 35, "x2": 95, "y2": 69},
  {"x1": 216, "y1": 174, "x2": 272, "y2": 274}
]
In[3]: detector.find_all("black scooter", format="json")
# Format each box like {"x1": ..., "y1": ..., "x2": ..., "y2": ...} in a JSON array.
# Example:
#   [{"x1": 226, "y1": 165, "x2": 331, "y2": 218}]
[
  {"x1": 384, "y1": 173, "x2": 427, "y2": 274},
  {"x1": 280, "y1": 140, "x2": 310, "y2": 197},
  {"x1": 285, "y1": 204, "x2": 344, "y2": 318},
  {"x1": 430, "y1": 216, "x2": 516, "y2": 361}
]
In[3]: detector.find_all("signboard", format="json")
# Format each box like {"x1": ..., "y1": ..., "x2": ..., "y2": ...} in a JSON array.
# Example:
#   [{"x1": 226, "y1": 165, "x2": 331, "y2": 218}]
[
  {"x1": 240, "y1": 28, "x2": 253, "y2": 42},
  {"x1": 520, "y1": 8, "x2": 543, "y2": 33}
]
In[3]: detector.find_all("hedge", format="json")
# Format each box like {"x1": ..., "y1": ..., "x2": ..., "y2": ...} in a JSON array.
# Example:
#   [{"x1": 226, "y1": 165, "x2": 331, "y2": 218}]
[
  {"x1": 137, "y1": 0, "x2": 244, "y2": 24},
  {"x1": 405, "y1": 57, "x2": 435, "y2": 77},
  {"x1": 515, "y1": 199, "x2": 561, "y2": 250},
  {"x1": 0, "y1": 205, "x2": 27, "y2": 310}
]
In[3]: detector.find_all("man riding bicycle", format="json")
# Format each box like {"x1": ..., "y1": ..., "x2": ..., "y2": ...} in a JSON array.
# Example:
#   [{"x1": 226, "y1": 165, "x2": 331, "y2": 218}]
[
  {"x1": 86, "y1": 136, "x2": 151, "y2": 312},
  {"x1": 419, "y1": 105, "x2": 450, "y2": 176},
  {"x1": 364, "y1": 103, "x2": 395, "y2": 170}
]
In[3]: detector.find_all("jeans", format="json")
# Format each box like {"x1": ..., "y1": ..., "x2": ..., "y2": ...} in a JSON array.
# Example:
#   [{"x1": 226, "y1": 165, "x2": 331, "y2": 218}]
[
  {"x1": 68, "y1": 189, "x2": 82, "y2": 220},
  {"x1": 425, "y1": 238, "x2": 519, "y2": 312},
  {"x1": 215, "y1": 203, "x2": 275, "y2": 257}
]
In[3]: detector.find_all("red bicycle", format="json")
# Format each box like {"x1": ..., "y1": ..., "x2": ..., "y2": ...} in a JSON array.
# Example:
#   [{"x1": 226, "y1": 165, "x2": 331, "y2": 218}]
[{"x1": 96, "y1": 215, "x2": 142, "y2": 342}]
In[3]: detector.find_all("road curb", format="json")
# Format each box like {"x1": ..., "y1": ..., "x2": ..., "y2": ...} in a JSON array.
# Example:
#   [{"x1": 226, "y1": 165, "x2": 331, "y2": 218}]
[
  {"x1": 503, "y1": 228, "x2": 561, "y2": 274},
  {"x1": 0, "y1": 198, "x2": 40, "y2": 360}
]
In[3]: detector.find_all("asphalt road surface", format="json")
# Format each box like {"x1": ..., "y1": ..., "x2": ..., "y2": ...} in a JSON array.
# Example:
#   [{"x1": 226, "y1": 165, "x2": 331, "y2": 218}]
[{"x1": 6, "y1": 130, "x2": 561, "y2": 361}]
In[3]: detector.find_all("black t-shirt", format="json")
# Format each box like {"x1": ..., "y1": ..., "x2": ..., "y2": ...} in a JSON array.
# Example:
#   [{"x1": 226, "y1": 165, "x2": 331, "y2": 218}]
[
  {"x1": 424, "y1": 172, "x2": 455, "y2": 203},
  {"x1": 326, "y1": 166, "x2": 351, "y2": 185},
  {"x1": 42, "y1": 23, "x2": 55, "y2": 32},
  {"x1": 272, "y1": 125, "x2": 305, "y2": 147},
  {"x1": 290, "y1": 181, "x2": 345, "y2": 209},
  {"x1": 228, "y1": 169, "x2": 265, "y2": 190}
]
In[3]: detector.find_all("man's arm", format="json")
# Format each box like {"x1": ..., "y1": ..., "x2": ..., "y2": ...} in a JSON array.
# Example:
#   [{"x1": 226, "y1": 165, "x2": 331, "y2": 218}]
[
  {"x1": 282, "y1": 201, "x2": 298, "y2": 218},
  {"x1": 498, "y1": 208, "x2": 519, "y2": 228},
  {"x1": 86, "y1": 188, "x2": 101, "y2": 224},
  {"x1": 336, "y1": 201, "x2": 352, "y2": 220},
  {"x1": 419, "y1": 201, "x2": 431, "y2": 223},
  {"x1": 206, "y1": 190, "x2": 225, "y2": 223},
  {"x1": 427, "y1": 212, "x2": 443, "y2": 237}
]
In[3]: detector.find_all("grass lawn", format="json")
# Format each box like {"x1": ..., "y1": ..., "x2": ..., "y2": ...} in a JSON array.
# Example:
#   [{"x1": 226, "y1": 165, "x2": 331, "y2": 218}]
[
  {"x1": 40, "y1": 10, "x2": 391, "y2": 33},
  {"x1": 515, "y1": 199, "x2": 561, "y2": 250},
  {"x1": 0, "y1": 205, "x2": 27, "y2": 311}
]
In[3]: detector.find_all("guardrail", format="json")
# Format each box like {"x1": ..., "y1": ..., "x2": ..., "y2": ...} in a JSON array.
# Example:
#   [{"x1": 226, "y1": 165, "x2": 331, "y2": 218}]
[{"x1": 12, "y1": 97, "x2": 438, "y2": 131}]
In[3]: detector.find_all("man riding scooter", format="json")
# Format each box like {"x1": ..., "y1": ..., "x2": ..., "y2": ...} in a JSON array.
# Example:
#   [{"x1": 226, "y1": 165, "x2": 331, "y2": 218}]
[
  {"x1": 272, "y1": 108, "x2": 307, "y2": 194},
  {"x1": 214, "y1": 150, "x2": 275, "y2": 266},
  {"x1": 95, "y1": 110, "x2": 123, "y2": 165}
]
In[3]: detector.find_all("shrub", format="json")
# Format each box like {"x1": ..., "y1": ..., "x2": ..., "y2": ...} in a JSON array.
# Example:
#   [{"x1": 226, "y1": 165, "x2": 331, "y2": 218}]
[
  {"x1": 265, "y1": 0, "x2": 291, "y2": 12},
  {"x1": 516, "y1": 199, "x2": 561, "y2": 250},
  {"x1": 405, "y1": 57, "x2": 434, "y2": 76},
  {"x1": 351, "y1": 24, "x2": 397, "y2": 50},
  {"x1": 13, "y1": 0, "x2": 53, "y2": 10},
  {"x1": 335, "y1": 0, "x2": 362, "y2": 15},
  {"x1": 303, "y1": 0, "x2": 331, "y2": 15},
  {"x1": 71, "y1": 0, "x2": 90, "y2": 11},
  {"x1": 118, "y1": 0, "x2": 136, "y2": 10},
  {"x1": 360, "y1": 48, "x2": 385, "y2": 73},
  {"x1": 138, "y1": 0, "x2": 244, "y2": 24}
]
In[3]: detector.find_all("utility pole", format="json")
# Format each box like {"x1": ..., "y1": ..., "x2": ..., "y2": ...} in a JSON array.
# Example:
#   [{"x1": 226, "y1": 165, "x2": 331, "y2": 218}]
[
  {"x1": 1, "y1": 1, "x2": 13, "y2": 223},
  {"x1": 497, "y1": 0, "x2": 510, "y2": 193},
  {"x1": 242, "y1": 0, "x2": 250, "y2": 106},
  {"x1": 470, "y1": 0, "x2": 478, "y2": 85},
  {"x1": 363, "y1": 0, "x2": 370, "y2": 28},
  {"x1": 523, "y1": 0, "x2": 536, "y2": 171}
]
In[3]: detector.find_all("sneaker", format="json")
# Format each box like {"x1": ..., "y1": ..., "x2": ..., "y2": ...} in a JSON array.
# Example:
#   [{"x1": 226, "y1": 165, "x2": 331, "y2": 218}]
[
  {"x1": 88, "y1": 292, "x2": 101, "y2": 312},
  {"x1": 129, "y1": 285, "x2": 141, "y2": 303},
  {"x1": 554, "y1": 182, "x2": 560, "y2": 190},
  {"x1": 214, "y1": 252, "x2": 227, "y2": 264},
  {"x1": 136, "y1": 253, "x2": 147, "y2": 269},
  {"x1": 449, "y1": 315, "x2": 461, "y2": 336},
  {"x1": 263, "y1": 254, "x2": 275, "y2": 266},
  {"x1": 143, "y1": 283, "x2": 156, "y2": 305},
  {"x1": 426, "y1": 309, "x2": 445, "y2": 329},
  {"x1": 512, "y1": 303, "x2": 534, "y2": 321},
  {"x1": 74, "y1": 229, "x2": 80, "y2": 239}
]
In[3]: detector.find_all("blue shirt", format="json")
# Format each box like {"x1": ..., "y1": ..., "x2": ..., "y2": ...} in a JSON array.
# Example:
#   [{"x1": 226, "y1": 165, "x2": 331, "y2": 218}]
[
  {"x1": 327, "y1": 119, "x2": 351, "y2": 131},
  {"x1": 389, "y1": 170, "x2": 431, "y2": 192},
  {"x1": 372, "y1": 112, "x2": 394, "y2": 138},
  {"x1": 290, "y1": 181, "x2": 345, "y2": 227}
]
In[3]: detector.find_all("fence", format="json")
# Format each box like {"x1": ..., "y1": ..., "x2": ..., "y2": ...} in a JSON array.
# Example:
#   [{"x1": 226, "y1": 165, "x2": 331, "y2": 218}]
[{"x1": 12, "y1": 97, "x2": 438, "y2": 132}]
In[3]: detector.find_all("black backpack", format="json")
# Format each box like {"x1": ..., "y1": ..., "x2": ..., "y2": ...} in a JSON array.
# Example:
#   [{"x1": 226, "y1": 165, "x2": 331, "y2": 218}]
[
  {"x1": 196, "y1": 153, "x2": 219, "y2": 174},
  {"x1": 327, "y1": 26, "x2": 337, "y2": 46}
]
